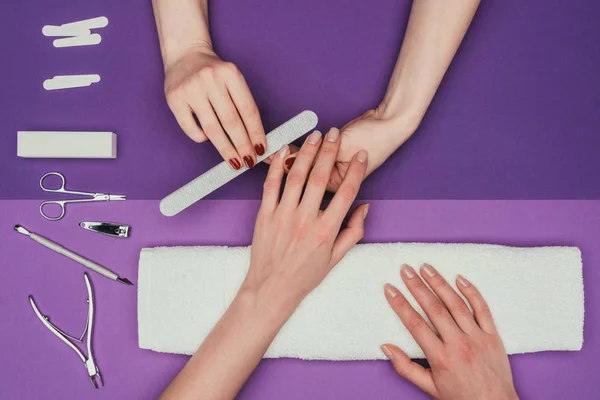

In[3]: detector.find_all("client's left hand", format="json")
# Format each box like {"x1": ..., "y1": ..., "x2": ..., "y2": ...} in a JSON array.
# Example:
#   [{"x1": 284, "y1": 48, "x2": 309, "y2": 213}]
[{"x1": 241, "y1": 127, "x2": 370, "y2": 312}]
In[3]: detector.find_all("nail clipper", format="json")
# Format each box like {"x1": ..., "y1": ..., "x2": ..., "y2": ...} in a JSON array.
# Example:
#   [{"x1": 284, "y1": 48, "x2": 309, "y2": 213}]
[{"x1": 80, "y1": 222, "x2": 130, "y2": 238}]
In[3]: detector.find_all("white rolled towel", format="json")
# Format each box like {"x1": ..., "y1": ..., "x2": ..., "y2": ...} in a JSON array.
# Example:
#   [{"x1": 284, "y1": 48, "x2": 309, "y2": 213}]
[{"x1": 138, "y1": 243, "x2": 584, "y2": 360}]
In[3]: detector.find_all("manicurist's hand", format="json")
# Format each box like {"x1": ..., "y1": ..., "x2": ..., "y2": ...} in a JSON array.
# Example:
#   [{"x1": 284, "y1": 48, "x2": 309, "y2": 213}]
[
  {"x1": 153, "y1": 0, "x2": 265, "y2": 170},
  {"x1": 382, "y1": 264, "x2": 519, "y2": 400},
  {"x1": 159, "y1": 128, "x2": 369, "y2": 400}
]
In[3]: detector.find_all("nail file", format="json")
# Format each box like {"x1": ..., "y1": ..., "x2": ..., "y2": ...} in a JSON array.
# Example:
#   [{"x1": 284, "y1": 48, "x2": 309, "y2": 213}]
[
  {"x1": 43, "y1": 74, "x2": 101, "y2": 90},
  {"x1": 160, "y1": 110, "x2": 318, "y2": 217},
  {"x1": 53, "y1": 33, "x2": 102, "y2": 48},
  {"x1": 61, "y1": 16, "x2": 109, "y2": 30},
  {"x1": 42, "y1": 25, "x2": 91, "y2": 37}
]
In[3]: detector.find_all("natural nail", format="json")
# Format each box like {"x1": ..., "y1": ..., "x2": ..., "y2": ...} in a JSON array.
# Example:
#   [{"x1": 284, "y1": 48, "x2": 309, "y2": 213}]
[
  {"x1": 254, "y1": 143, "x2": 265, "y2": 156},
  {"x1": 278, "y1": 145, "x2": 289, "y2": 159},
  {"x1": 357, "y1": 150, "x2": 368, "y2": 163},
  {"x1": 421, "y1": 263, "x2": 436, "y2": 278},
  {"x1": 457, "y1": 275, "x2": 470, "y2": 288},
  {"x1": 244, "y1": 156, "x2": 255, "y2": 168},
  {"x1": 308, "y1": 130, "x2": 322, "y2": 145},
  {"x1": 384, "y1": 283, "x2": 400, "y2": 299},
  {"x1": 229, "y1": 158, "x2": 241, "y2": 170},
  {"x1": 401, "y1": 264, "x2": 415, "y2": 279},
  {"x1": 327, "y1": 128, "x2": 339, "y2": 142},
  {"x1": 381, "y1": 345, "x2": 394, "y2": 360},
  {"x1": 285, "y1": 157, "x2": 295, "y2": 170},
  {"x1": 363, "y1": 203, "x2": 370, "y2": 219}
]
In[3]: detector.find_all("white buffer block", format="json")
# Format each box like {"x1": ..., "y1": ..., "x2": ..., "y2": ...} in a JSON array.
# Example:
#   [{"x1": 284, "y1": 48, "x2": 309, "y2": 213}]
[{"x1": 17, "y1": 131, "x2": 117, "y2": 159}]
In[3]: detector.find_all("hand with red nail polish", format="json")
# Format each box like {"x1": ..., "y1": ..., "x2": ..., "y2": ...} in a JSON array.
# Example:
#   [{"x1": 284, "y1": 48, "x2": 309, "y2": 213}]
[{"x1": 381, "y1": 264, "x2": 519, "y2": 400}]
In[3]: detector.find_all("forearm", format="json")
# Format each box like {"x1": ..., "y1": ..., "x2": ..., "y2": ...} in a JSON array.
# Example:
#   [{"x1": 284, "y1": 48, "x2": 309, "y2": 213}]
[
  {"x1": 159, "y1": 286, "x2": 295, "y2": 400},
  {"x1": 152, "y1": 0, "x2": 213, "y2": 71},
  {"x1": 380, "y1": 0, "x2": 481, "y2": 138}
]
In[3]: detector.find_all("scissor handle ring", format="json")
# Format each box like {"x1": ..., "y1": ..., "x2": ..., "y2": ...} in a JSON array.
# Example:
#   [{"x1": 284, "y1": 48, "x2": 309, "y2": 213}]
[
  {"x1": 40, "y1": 172, "x2": 67, "y2": 192},
  {"x1": 40, "y1": 201, "x2": 66, "y2": 221}
]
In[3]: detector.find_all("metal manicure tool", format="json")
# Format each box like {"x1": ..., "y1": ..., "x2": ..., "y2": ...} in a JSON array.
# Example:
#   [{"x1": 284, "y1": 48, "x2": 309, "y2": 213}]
[
  {"x1": 29, "y1": 273, "x2": 103, "y2": 388},
  {"x1": 80, "y1": 222, "x2": 130, "y2": 238},
  {"x1": 39, "y1": 171, "x2": 126, "y2": 221}
]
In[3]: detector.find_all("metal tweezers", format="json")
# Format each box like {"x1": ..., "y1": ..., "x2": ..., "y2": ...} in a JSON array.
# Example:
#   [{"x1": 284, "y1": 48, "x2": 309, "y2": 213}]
[{"x1": 29, "y1": 273, "x2": 103, "y2": 388}]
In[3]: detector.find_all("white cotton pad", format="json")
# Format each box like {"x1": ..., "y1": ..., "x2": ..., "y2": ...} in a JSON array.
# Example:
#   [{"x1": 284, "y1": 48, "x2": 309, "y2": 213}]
[
  {"x1": 17, "y1": 131, "x2": 116, "y2": 159},
  {"x1": 138, "y1": 243, "x2": 584, "y2": 360},
  {"x1": 42, "y1": 25, "x2": 91, "y2": 37},
  {"x1": 61, "y1": 16, "x2": 109, "y2": 30},
  {"x1": 53, "y1": 33, "x2": 102, "y2": 48},
  {"x1": 43, "y1": 74, "x2": 100, "y2": 90},
  {"x1": 159, "y1": 110, "x2": 318, "y2": 217}
]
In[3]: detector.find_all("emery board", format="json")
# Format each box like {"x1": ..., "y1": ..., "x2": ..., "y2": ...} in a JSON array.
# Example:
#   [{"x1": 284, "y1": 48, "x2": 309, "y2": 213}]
[{"x1": 160, "y1": 110, "x2": 318, "y2": 217}]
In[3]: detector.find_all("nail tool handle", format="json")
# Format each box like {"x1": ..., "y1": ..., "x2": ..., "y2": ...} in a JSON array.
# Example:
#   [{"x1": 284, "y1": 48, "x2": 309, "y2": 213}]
[{"x1": 29, "y1": 233, "x2": 118, "y2": 280}]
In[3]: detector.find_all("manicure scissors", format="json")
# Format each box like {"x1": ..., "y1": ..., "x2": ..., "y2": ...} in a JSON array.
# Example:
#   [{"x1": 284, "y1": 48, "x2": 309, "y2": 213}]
[
  {"x1": 29, "y1": 273, "x2": 104, "y2": 388},
  {"x1": 39, "y1": 172, "x2": 126, "y2": 221}
]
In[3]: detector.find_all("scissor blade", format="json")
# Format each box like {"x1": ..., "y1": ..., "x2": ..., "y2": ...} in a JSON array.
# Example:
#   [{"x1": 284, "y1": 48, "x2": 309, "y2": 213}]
[{"x1": 107, "y1": 195, "x2": 126, "y2": 201}]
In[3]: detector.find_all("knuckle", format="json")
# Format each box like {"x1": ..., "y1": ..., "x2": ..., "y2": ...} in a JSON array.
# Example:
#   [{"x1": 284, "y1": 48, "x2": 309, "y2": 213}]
[
  {"x1": 456, "y1": 340, "x2": 475, "y2": 362},
  {"x1": 406, "y1": 316, "x2": 425, "y2": 331},
  {"x1": 429, "y1": 275, "x2": 447, "y2": 289},
  {"x1": 222, "y1": 61, "x2": 240, "y2": 75},
  {"x1": 263, "y1": 178, "x2": 280, "y2": 193},
  {"x1": 199, "y1": 66, "x2": 216, "y2": 79},
  {"x1": 429, "y1": 301, "x2": 447, "y2": 317},
  {"x1": 286, "y1": 174, "x2": 306, "y2": 188},
  {"x1": 339, "y1": 185, "x2": 358, "y2": 201},
  {"x1": 220, "y1": 113, "x2": 240, "y2": 128},
  {"x1": 454, "y1": 302, "x2": 472, "y2": 317},
  {"x1": 309, "y1": 172, "x2": 329, "y2": 188}
]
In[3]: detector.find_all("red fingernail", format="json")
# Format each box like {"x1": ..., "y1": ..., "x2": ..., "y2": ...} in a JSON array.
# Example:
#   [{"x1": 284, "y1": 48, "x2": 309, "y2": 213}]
[
  {"x1": 229, "y1": 158, "x2": 241, "y2": 170},
  {"x1": 244, "y1": 156, "x2": 255, "y2": 168},
  {"x1": 254, "y1": 143, "x2": 265, "y2": 156},
  {"x1": 284, "y1": 157, "x2": 295, "y2": 170}
]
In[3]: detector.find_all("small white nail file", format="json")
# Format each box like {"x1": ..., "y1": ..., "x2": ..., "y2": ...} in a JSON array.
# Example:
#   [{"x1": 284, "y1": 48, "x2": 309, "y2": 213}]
[
  {"x1": 42, "y1": 25, "x2": 91, "y2": 37},
  {"x1": 160, "y1": 110, "x2": 318, "y2": 217},
  {"x1": 61, "y1": 16, "x2": 109, "y2": 30},
  {"x1": 53, "y1": 33, "x2": 102, "y2": 48},
  {"x1": 43, "y1": 74, "x2": 100, "y2": 90}
]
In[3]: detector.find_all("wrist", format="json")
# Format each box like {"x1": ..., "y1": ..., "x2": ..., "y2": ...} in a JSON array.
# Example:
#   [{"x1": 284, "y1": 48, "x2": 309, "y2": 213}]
[{"x1": 234, "y1": 282, "x2": 300, "y2": 328}]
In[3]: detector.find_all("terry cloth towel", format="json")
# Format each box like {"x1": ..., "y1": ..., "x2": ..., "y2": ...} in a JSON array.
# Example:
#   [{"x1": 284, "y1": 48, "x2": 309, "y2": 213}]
[{"x1": 138, "y1": 243, "x2": 584, "y2": 360}]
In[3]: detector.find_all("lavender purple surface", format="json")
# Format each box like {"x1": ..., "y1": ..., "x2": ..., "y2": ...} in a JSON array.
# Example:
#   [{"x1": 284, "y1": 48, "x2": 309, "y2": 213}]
[
  {"x1": 1, "y1": 0, "x2": 600, "y2": 199},
  {"x1": 0, "y1": 200, "x2": 597, "y2": 399}
]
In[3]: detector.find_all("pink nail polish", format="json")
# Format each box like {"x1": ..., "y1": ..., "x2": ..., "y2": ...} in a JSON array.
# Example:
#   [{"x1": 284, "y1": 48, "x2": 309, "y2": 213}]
[
  {"x1": 421, "y1": 264, "x2": 436, "y2": 278},
  {"x1": 308, "y1": 131, "x2": 321, "y2": 145},
  {"x1": 384, "y1": 283, "x2": 399, "y2": 299},
  {"x1": 401, "y1": 264, "x2": 415, "y2": 279},
  {"x1": 457, "y1": 275, "x2": 470, "y2": 287},
  {"x1": 381, "y1": 345, "x2": 394, "y2": 360}
]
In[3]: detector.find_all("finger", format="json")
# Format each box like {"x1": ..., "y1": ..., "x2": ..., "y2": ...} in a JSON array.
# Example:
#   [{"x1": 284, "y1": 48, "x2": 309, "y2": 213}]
[
  {"x1": 419, "y1": 264, "x2": 479, "y2": 335},
  {"x1": 209, "y1": 88, "x2": 256, "y2": 168},
  {"x1": 191, "y1": 99, "x2": 242, "y2": 170},
  {"x1": 456, "y1": 275, "x2": 498, "y2": 335},
  {"x1": 384, "y1": 283, "x2": 442, "y2": 357},
  {"x1": 260, "y1": 146, "x2": 289, "y2": 212},
  {"x1": 401, "y1": 264, "x2": 462, "y2": 340},
  {"x1": 283, "y1": 153, "x2": 297, "y2": 172},
  {"x1": 168, "y1": 100, "x2": 208, "y2": 143},
  {"x1": 264, "y1": 144, "x2": 299, "y2": 166},
  {"x1": 225, "y1": 70, "x2": 266, "y2": 156},
  {"x1": 329, "y1": 204, "x2": 369, "y2": 266},
  {"x1": 300, "y1": 128, "x2": 341, "y2": 215},
  {"x1": 381, "y1": 344, "x2": 437, "y2": 398},
  {"x1": 279, "y1": 131, "x2": 322, "y2": 208},
  {"x1": 321, "y1": 150, "x2": 368, "y2": 228}
]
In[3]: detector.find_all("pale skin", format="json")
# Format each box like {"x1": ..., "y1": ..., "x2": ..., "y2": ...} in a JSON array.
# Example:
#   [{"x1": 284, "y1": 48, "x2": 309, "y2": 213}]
[
  {"x1": 158, "y1": 131, "x2": 519, "y2": 400},
  {"x1": 153, "y1": 0, "x2": 481, "y2": 188}
]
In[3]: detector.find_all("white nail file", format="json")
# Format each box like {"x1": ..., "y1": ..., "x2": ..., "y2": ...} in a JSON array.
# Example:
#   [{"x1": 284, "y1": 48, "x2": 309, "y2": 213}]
[
  {"x1": 42, "y1": 25, "x2": 91, "y2": 37},
  {"x1": 160, "y1": 110, "x2": 318, "y2": 217},
  {"x1": 61, "y1": 16, "x2": 109, "y2": 30},
  {"x1": 43, "y1": 74, "x2": 100, "y2": 90},
  {"x1": 53, "y1": 33, "x2": 102, "y2": 48}
]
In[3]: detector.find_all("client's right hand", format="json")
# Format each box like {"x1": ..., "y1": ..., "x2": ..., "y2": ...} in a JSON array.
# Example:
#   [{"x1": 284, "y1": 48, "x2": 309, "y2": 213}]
[{"x1": 241, "y1": 128, "x2": 370, "y2": 315}]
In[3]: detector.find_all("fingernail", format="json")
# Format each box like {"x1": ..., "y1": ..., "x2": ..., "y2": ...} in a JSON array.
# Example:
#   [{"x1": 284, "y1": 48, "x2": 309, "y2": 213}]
[
  {"x1": 363, "y1": 203, "x2": 370, "y2": 219},
  {"x1": 327, "y1": 128, "x2": 339, "y2": 142},
  {"x1": 381, "y1": 345, "x2": 394, "y2": 360},
  {"x1": 308, "y1": 130, "x2": 322, "y2": 145},
  {"x1": 285, "y1": 157, "x2": 295, "y2": 170},
  {"x1": 278, "y1": 145, "x2": 289, "y2": 159},
  {"x1": 357, "y1": 150, "x2": 368, "y2": 163},
  {"x1": 421, "y1": 263, "x2": 436, "y2": 278},
  {"x1": 244, "y1": 156, "x2": 255, "y2": 168},
  {"x1": 457, "y1": 275, "x2": 470, "y2": 287},
  {"x1": 401, "y1": 264, "x2": 415, "y2": 279},
  {"x1": 384, "y1": 283, "x2": 400, "y2": 299},
  {"x1": 254, "y1": 143, "x2": 265, "y2": 156},
  {"x1": 229, "y1": 158, "x2": 241, "y2": 170}
]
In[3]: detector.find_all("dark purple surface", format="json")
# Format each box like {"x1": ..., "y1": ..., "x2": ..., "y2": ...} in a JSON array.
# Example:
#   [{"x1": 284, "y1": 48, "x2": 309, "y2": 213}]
[
  {"x1": 0, "y1": 200, "x2": 598, "y2": 399},
  {"x1": 1, "y1": 0, "x2": 599, "y2": 199}
]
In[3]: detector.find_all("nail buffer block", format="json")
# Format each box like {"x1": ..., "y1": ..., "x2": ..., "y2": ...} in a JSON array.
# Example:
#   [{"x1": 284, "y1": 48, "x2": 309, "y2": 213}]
[
  {"x1": 17, "y1": 131, "x2": 116, "y2": 158},
  {"x1": 160, "y1": 110, "x2": 318, "y2": 217}
]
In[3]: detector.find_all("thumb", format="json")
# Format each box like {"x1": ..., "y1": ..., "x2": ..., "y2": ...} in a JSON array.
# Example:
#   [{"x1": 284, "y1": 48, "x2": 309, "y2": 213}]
[{"x1": 381, "y1": 344, "x2": 437, "y2": 398}]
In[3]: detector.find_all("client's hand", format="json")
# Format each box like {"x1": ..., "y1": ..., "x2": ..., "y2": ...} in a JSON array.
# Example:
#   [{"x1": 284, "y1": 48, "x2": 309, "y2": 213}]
[
  {"x1": 242, "y1": 127, "x2": 370, "y2": 312},
  {"x1": 382, "y1": 264, "x2": 518, "y2": 400},
  {"x1": 164, "y1": 45, "x2": 265, "y2": 169}
]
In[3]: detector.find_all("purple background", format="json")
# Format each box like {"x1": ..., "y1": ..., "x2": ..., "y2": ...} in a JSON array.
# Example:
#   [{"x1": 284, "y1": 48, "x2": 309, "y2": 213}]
[
  {"x1": 1, "y1": 0, "x2": 600, "y2": 200},
  {"x1": 0, "y1": 200, "x2": 598, "y2": 399}
]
